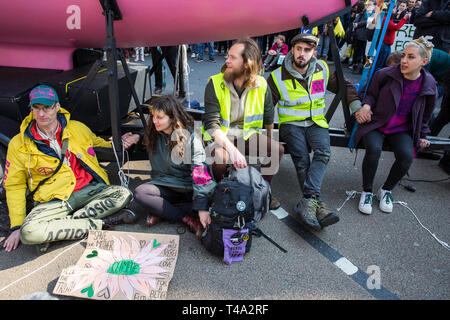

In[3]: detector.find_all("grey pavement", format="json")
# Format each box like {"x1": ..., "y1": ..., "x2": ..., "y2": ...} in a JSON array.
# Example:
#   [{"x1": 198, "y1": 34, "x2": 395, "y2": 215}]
[{"x1": 0, "y1": 50, "x2": 449, "y2": 301}]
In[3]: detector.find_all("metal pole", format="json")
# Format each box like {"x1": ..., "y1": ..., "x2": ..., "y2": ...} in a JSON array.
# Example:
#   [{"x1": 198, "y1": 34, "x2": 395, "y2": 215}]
[
  {"x1": 103, "y1": 2, "x2": 122, "y2": 152},
  {"x1": 325, "y1": 22, "x2": 351, "y2": 129}
]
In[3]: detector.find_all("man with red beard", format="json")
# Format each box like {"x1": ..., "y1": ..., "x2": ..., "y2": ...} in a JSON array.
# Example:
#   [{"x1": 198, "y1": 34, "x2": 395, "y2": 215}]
[
  {"x1": 202, "y1": 38, "x2": 284, "y2": 210},
  {"x1": 268, "y1": 33, "x2": 363, "y2": 231}
]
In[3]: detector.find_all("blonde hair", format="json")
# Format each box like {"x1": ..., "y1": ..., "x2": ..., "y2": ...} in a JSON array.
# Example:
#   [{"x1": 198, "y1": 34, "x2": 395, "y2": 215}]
[{"x1": 405, "y1": 36, "x2": 434, "y2": 60}]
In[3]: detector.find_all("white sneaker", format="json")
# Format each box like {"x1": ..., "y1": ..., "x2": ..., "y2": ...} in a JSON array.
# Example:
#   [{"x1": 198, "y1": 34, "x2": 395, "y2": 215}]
[
  {"x1": 359, "y1": 191, "x2": 373, "y2": 215},
  {"x1": 377, "y1": 188, "x2": 393, "y2": 213},
  {"x1": 191, "y1": 53, "x2": 197, "y2": 58}
]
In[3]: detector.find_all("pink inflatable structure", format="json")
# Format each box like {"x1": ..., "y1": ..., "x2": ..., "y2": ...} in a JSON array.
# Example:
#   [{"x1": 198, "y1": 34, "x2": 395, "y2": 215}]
[{"x1": 0, "y1": 0, "x2": 357, "y2": 70}]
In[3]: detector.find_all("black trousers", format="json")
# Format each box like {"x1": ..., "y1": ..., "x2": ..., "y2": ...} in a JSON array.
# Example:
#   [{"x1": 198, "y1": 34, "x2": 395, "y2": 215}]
[
  {"x1": 352, "y1": 39, "x2": 367, "y2": 66},
  {"x1": 362, "y1": 130, "x2": 414, "y2": 192},
  {"x1": 134, "y1": 183, "x2": 193, "y2": 222},
  {"x1": 150, "y1": 46, "x2": 184, "y2": 94}
]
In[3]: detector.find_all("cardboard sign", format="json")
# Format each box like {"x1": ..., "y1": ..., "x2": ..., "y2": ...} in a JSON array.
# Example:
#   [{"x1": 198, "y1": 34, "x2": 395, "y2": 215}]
[{"x1": 53, "y1": 230, "x2": 179, "y2": 300}]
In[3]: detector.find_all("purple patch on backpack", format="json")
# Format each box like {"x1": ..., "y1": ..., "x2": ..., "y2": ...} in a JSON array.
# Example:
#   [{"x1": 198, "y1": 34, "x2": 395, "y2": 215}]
[{"x1": 222, "y1": 228, "x2": 249, "y2": 265}]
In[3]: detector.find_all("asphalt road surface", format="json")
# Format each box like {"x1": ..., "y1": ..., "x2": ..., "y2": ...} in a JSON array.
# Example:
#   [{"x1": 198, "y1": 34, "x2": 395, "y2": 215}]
[{"x1": 0, "y1": 49, "x2": 449, "y2": 302}]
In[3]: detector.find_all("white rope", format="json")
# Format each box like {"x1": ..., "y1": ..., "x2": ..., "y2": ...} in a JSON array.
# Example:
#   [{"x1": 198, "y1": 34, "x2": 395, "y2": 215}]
[
  {"x1": 394, "y1": 201, "x2": 450, "y2": 251},
  {"x1": 336, "y1": 190, "x2": 359, "y2": 212},
  {"x1": 111, "y1": 140, "x2": 131, "y2": 191},
  {"x1": 337, "y1": 190, "x2": 450, "y2": 251},
  {"x1": 0, "y1": 239, "x2": 84, "y2": 295},
  {"x1": 185, "y1": 55, "x2": 192, "y2": 108}
]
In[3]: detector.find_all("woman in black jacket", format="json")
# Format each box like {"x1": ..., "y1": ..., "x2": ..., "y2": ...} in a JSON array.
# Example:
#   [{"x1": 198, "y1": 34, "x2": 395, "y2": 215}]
[{"x1": 351, "y1": 0, "x2": 376, "y2": 74}]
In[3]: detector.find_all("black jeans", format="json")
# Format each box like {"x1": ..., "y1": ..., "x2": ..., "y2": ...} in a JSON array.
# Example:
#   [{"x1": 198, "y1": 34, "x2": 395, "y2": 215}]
[
  {"x1": 150, "y1": 46, "x2": 178, "y2": 90},
  {"x1": 362, "y1": 130, "x2": 414, "y2": 192},
  {"x1": 134, "y1": 183, "x2": 193, "y2": 222},
  {"x1": 352, "y1": 39, "x2": 367, "y2": 66}
]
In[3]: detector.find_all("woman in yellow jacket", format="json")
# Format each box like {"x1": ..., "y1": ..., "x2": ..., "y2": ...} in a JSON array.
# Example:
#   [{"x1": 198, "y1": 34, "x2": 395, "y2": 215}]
[{"x1": 3, "y1": 85, "x2": 136, "y2": 252}]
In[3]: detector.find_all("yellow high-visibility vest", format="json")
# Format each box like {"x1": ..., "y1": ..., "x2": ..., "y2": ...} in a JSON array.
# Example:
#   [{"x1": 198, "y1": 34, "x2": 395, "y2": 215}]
[
  {"x1": 271, "y1": 60, "x2": 329, "y2": 128},
  {"x1": 202, "y1": 73, "x2": 267, "y2": 141}
]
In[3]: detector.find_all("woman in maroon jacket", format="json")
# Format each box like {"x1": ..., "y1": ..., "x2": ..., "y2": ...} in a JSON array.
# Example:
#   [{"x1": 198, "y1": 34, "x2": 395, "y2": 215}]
[
  {"x1": 263, "y1": 34, "x2": 289, "y2": 71},
  {"x1": 354, "y1": 37, "x2": 437, "y2": 215}
]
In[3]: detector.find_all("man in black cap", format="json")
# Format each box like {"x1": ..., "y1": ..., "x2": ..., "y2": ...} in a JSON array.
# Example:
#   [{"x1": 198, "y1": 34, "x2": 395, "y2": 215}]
[{"x1": 267, "y1": 33, "x2": 365, "y2": 231}]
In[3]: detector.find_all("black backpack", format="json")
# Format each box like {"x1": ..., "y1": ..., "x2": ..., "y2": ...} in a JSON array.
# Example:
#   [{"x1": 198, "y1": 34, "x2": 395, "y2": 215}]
[
  {"x1": 201, "y1": 176, "x2": 254, "y2": 256},
  {"x1": 210, "y1": 177, "x2": 254, "y2": 228},
  {"x1": 201, "y1": 174, "x2": 287, "y2": 259}
]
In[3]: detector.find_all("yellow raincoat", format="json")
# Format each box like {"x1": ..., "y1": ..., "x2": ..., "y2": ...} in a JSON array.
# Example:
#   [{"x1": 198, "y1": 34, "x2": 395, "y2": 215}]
[{"x1": 3, "y1": 107, "x2": 112, "y2": 229}]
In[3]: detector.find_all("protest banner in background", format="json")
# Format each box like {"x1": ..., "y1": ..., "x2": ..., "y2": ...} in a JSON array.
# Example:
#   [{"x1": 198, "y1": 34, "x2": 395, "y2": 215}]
[
  {"x1": 391, "y1": 23, "x2": 416, "y2": 52},
  {"x1": 53, "y1": 230, "x2": 179, "y2": 300}
]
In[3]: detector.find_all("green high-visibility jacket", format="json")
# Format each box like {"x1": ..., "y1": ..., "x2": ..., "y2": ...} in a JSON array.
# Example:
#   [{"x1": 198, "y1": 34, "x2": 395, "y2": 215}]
[
  {"x1": 270, "y1": 60, "x2": 330, "y2": 128},
  {"x1": 202, "y1": 73, "x2": 267, "y2": 141}
]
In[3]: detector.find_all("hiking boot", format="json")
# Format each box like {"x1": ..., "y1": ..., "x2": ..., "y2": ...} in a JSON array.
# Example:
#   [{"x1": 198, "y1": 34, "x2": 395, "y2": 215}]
[
  {"x1": 377, "y1": 188, "x2": 393, "y2": 213},
  {"x1": 145, "y1": 214, "x2": 161, "y2": 227},
  {"x1": 102, "y1": 209, "x2": 138, "y2": 228},
  {"x1": 293, "y1": 197, "x2": 322, "y2": 231},
  {"x1": 182, "y1": 215, "x2": 202, "y2": 238},
  {"x1": 316, "y1": 200, "x2": 339, "y2": 227},
  {"x1": 270, "y1": 196, "x2": 281, "y2": 210},
  {"x1": 358, "y1": 191, "x2": 373, "y2": 215}
]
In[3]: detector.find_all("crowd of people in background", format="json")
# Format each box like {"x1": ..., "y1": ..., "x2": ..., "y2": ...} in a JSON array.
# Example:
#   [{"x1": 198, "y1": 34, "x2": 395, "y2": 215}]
[
  {"x1": 124, "y1": 0, "x2": 448, "y2": 219},
  {"x1": 120, "y1": 0, "x2": 448, "y2": 174}
]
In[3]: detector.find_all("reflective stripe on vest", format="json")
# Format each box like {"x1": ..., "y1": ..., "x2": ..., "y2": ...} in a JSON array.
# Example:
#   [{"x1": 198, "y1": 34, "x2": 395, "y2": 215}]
[
  {"x1": 202, "y1": 73, "x2": 266, "y2": 141},
  {"x1": 221, "y1": 118, "x2": 230, "y2": 128},
  {"x1": 277, "y1": 106, "x2": 325, "y2": 117},
  {"x1": 271, "y1": 60, "x2": 329, "y2": 128}
]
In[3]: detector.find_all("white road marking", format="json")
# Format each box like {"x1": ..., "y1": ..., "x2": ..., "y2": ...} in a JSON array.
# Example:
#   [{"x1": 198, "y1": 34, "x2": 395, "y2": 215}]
[
  {"x1": 270, "y1": 207, "x2": 289, "y2": 219},
  {"x1": 272, "y1": 205, "x2": 359, "y2": 276},
  {"x1": 334, "y1": 257, "x2": 358, "y2": 275}
]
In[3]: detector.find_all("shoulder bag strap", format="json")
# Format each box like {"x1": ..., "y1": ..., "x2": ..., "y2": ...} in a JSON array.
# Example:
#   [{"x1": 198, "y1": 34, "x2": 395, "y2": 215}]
[{"x1": 28, "y1": 138, "x2": 69, "y2": 199}]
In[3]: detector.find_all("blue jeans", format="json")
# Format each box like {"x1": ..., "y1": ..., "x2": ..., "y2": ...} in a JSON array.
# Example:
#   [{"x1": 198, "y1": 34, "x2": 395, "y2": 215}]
[
  {"x1": 374, "y1": 43, "x2": 391, "y2": 73},
  {"x1": 191, "y1": 44, "x2": 198, "y2": 54},
  {"x1": 279, "y1": 124, "x2": 331, "y2": 198},
  {"x1": 198, "y1": 42, "x2": 214, "y2": 60},
  {"x1": 316, "y1": 34, "x2": 330, "y2": 57}
]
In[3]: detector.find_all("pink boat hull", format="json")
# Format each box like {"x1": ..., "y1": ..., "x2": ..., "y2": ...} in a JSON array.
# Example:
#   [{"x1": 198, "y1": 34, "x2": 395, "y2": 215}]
[{"x1": 0, "y1": 0, "x2": 357, "y2": 70}]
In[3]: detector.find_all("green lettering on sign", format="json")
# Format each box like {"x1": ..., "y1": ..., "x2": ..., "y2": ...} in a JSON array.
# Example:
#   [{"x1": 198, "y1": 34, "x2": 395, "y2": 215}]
[{"x1": 107, "y1": 260, "x2": 140, "y2": 276}]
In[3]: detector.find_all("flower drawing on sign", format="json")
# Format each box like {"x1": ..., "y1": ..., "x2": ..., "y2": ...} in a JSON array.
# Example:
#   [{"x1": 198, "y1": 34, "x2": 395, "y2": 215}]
[{"x1": 71, "y1": 235, "x2": 169, "y2": 300}]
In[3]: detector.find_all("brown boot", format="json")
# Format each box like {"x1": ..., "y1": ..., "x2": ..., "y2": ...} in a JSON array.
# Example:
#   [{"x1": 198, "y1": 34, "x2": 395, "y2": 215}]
[
  {"x1": 182, "y1": 215, "x2": 202, "y2": 238},
  {"x1": 270, "y1": 196, "x2": 281, "y2": 210}
]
